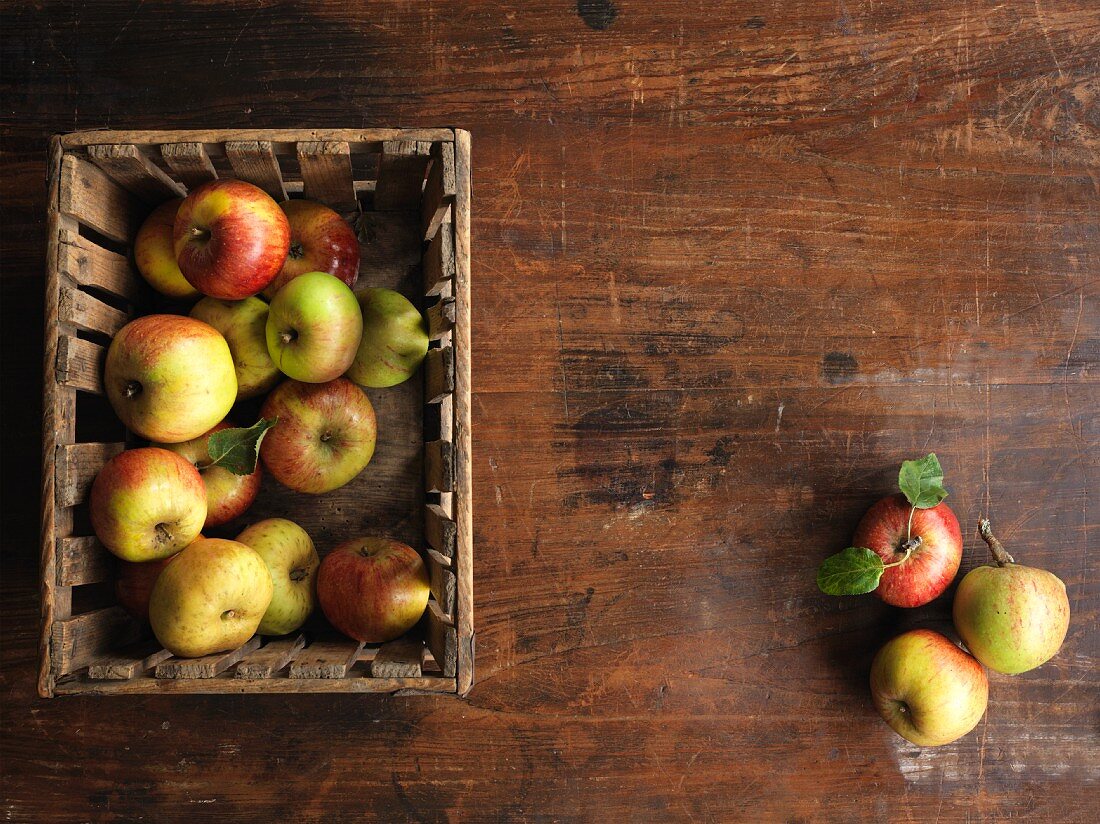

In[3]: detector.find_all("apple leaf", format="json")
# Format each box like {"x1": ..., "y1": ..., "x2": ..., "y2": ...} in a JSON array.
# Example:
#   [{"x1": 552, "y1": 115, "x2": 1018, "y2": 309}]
[
  {"x1": 898, "y1": 453, "x2": 949, "y2": 510},
  {"x1": 816, "y1": 547, "x2": 885, "y2": 596},
  {"x1": 206, "y1": 418, "x2": 277, "y2": 476}
]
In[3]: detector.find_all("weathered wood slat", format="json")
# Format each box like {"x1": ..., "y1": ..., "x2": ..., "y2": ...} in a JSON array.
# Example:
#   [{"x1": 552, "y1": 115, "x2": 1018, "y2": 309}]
[
  {"x1": 57, "y1": 676, "x2": 456, "y2": 695},
  {"x1": 56, "y1": 442, "x2": 124, "y2": 507},
  {"x1": 297, "y1": 141, "x2": 357, "y2": 212},
  {"x1": 87, "y1": 641, "x2": 171, "y2": 680},
  {"x1": 424, "y1": 346, "x2": 455, "y2": 403},
  {"x1": 59, "y1": 286, "x2": 128, "y2": 337},
  {"x1": 224, "y1": 141, "x2": 287, "y2": 200},
  {"x1": 426, "y1": 297, "x2": 455, "y2": 339},
  {"x1": 421, "y1": 141, "x2": 455, "y2": 240},
  {"x1": 374, "y1": 140, "x2": 431, "y2": 211},
  {"x1": 235, "y1": 634, "x2": 306, "y2": 679},
  {"x1": 422, "y1": 224, "x2": 455, "y2": 296},
  {"x1": 425, "y1": 599, "x2": 456, "y2": 678},
  {"x1": 160, "y1": 142, "x2": 218, "y2": 187},
  {"x1": 424, "y1": 503, "x2": 456, "y2": 558},
  {"x1": 58, "y1": 155, "x2": 140, "y2": 244},
  {"x1": 370, "y1": 638, "x2": 423, "y2": 678},
  {"x1": 428, "y1": 552, "x2": 457, "y2": 615},
  {"x1": 424, "y1": 440, "x2": 454, "y2": 493},
  {"x1": 57, "y1": 229, "x2": 141, "y2": 302},
  {"x1": 155, "y1": 635, "x2": 262, "y2": 679},
  {"x1": 61, "y1": 129, "x2": 455, "y2": 149},
  {"x1": 288, "y1": 639, "x2": 364, "y2": 679},
  {"x1": 55, "y1": 336, "x2": 104, "y2": 394},
  {"x1": 56, "y1": 536, "x2": 112, "y2": 586},
  {"x1": 86, "y1": 144, "x2": 187, "y2": 201},
  {"x1": 51, "y1": 607, "x2": 140, "y2": 676}
]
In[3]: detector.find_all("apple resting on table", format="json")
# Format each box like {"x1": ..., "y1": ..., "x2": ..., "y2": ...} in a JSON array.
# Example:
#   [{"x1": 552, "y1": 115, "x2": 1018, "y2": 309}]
[
  {"x1": 236, "y1": 518, "x2": 319, "y2": 636},
  {"x1": 104, "y1": 314, "x2": 237, "y2": 443},
  {"x1": 259, "y1": 377, "x2": 376, "y2": 494},
  {"x1": 263, "y1": 199, "x2": 360, "y2": 299},
  {"x1": 189, "y1": 296, "x2": 280, "y2": 400},
  {"x1": 133, "y1": 198, "x2": 199, "y2": 300},
  {"x1": 346, "y1": 287, "x2": 429, "y2": 389},
  {"x1": 149, "y1": 538, "x2": 273, "y2": 658},
  {"x1": 90, "y1": 448, "x2": 206, "y2": 562},
  {"x1": 174, "y1": 179, "x2": 290, "y2": 300},
  {"x1": 266, "y1": 271, "x2": 363, "y2": 383}
]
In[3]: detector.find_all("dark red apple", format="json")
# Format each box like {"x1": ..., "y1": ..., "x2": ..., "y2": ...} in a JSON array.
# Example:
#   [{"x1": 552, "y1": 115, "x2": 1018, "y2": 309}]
[
  {"x1": 263, "y1": 199, "x2": 360, "y2": 299},
  {"x1": 853, "y1": 493, "x2": 962, "y2": 608},
  {"x1": 115, "y1": 551, "x2": 182, "y2": 621},
  {"x1": 316, "y1": 537, "x2": 429, "y2": 643},
  {"x1": 174, "y1": 179, "x2": 290, "y2": 299}
]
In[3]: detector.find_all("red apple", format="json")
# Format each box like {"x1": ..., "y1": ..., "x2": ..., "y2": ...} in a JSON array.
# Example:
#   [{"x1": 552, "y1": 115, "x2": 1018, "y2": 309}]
[
  {"x1": 157, "y1": 421, "x2": 262, "y2": 528},
  {"x1": 853, "y1": 493, "x2": 962, "y2": 608},
  {"x1": 115, "y1": 546, "x2": 189, "y2": 621},
  {"x1": 174, "y1": 179, "x2": 290, "y2": 299},
  {"x1": 133, "y1": 198, "x2": 200, "y2": 300},
  {"x1": 263, "y1": 199, "x2": 360, "y2": 299},
  {"x1": 259, "y1": 378, "x2": 376, "y2": 494},
  {"x1": 316, "y1": 537, "x2": 429, "y2": 643}
]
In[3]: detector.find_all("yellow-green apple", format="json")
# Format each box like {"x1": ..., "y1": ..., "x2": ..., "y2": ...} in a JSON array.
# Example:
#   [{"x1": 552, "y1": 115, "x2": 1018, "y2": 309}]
[
  {"x1": 316, "y1": 537, "x2": 429, "y2": 643},
  {"x1": 870, "y1": 629, "x2": 988, "y2": 747},
  {"x1": 157, "y1": 421, "x2": 262, "y2": 528},
  {"x1": 174, "y1": 179, "x2": 289, "y2": 299},
  {"x1": 189, "y1": 296, "x2": 280, "y2": 400},
  {"x1": 346, "y1": 287, "x2": 429, "y2": 388},
  {"x1": 953, "y1": 519, "x2": 1071, "y2": 674},
  {"x1": 104, "y1": 314, "x2": 237, "y2": 443},
  {"x1": 852, "y1": 494, "x2": 962, "y2": 608},
  {"x1": 115, "y1": 545, "x2": 190, "y2": 621},
  {"x1": 149, "y1": 538, "x2": 273, "y2": 658},
  {"x1": 259, "y1": 378, "x2": 376, "y2": 494},
  {"x1": 236, "y1": 518, "x2": 319, "y2": 635},
  {"x1": 266, "y1": 271, "x2": 363, "y2": 382},
  {"x1": 90, "y1": 448, "x2": 206, "y2": 561},
  {"x1": 263, "y1": 199, "x2": 360, "y2": 299},
  {"x1": 133, "y1": 198, "x2": 200, "y2": 300}
]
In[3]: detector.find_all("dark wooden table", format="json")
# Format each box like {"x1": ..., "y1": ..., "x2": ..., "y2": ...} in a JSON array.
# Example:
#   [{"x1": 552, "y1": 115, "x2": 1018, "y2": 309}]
[{"x1": 2, "y1": 1, "x2": 1097, "y2": 820}]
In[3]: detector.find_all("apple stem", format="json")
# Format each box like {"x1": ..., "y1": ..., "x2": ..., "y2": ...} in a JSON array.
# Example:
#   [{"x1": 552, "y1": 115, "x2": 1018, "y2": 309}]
[
  {"x1": 289, "y1": 568, "x2": 308, "y2": 582},
  {"x1": 978, "y1": 518, "x2": 1014, "y2": 566},
  {"x1": 189, "y1": 226, "x2": 210, "y2": 242},
  {"x1": 280, "y1": 330, "x2": 296, "y2": 345},
  {"x1": 906, "y1": 505, "x2": 916, "y2": 542},
  {"x1": 124, "y1": 380, "x2": 142, "y2": 399},
  {"x1": 883, "y1": 536, "x2": 921, "y2": 569}
]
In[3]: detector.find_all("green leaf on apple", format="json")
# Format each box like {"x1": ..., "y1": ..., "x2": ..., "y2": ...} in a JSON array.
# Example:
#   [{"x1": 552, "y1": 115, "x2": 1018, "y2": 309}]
[
  {"x1": 898, "y1": 452, "x2": 949, "y2": 510},
  {"x1": 206, "y1": 417, "x2": 278, "y2": 476},
  {"x1": 816, "y1": 547, "x2": 885, "y2": 596}
]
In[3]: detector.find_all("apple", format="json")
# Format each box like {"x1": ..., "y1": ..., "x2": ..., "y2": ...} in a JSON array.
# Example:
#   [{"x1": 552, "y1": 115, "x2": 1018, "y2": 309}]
[
  {"x1": 174, "y1": 179, "x2": 290, "y2": 300},
  {"x1": 346, "y1": 287, "x2": 429, "y2": 388},
  {"x1": 870, "y1": 628, "x2": 988, "y2": 747},
  {"x1": 149, "y1": 538, "x2": 273, "y2": 658},
  {"x1": 90, "y1": 447, "x2": 206, "y2": 562},
  {"x1": 266, "y1": 271, "x2": 363, "y2": 383},
  {"x1": 316, "y1": 537, "x2": 429, "y2": 643},
  {"x1": 115, "y1": 545, "x2": 192, "y2": 621},
  {"x1": 104, "y1": 314, "x2": 237, "y2": 443},
  {"x1": 953, "y1": 519, "x2": 1071, "y2": 674},
  {"x1": 188, "y1": 296, "x2": 280, "y2": 400},
  {"x1": 133, "y1": 198, "x2": 200, "y2": 300},
  {"x1": 259, "y1": 377, "x2": 376, "y2": 494},
  {"x1": 236, "y1": 518, "x2": 319, "y2": 636},
  {"x1": 263, "y1": 199, "x2": 360, "y2": 299},
  {"x1": 157, "y1": 421, "x2": 262, "y2": 528},
  {"x1": 852, "y1": 493, "x2": 962, "y2": 608}
]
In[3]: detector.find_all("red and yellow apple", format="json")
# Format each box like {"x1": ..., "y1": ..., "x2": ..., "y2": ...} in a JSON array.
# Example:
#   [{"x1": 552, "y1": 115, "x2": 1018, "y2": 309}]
[
  {"x1": 157, "y1": 421, "x2": 262, "y2": 528},
  {"x1": 236, "y1": 518, "x2": 319, "y2": 636},
  {"x1": 259, "y1": 377, "x2": 376, "y2": 494},
  {"x1": 316, "y1": 537, "x2": 429, "y2": 643},
  {"x1": 174, "y1": 179, "x2": 289, "y2": 300},
  {"x1": 104, "y1": 314, "x2": 237, "y2": 443},
  {"x1": 90, "y1": 447, "x2": 206, "y2": 562},
  {"x1": 133, "y1": 198, "x2": 200, "y2": 300},
  {"x1": 346, "y1": 287, "x2": 429, "y2": 388},
  {"x1": 852, "y1": 494, "x2": 962, "y2": 608},
  {"x1": 188, "y1": 296, "x2": 280, "y2": 400},
  {"x1": 266, "y1": 271, "x2": 362, "y2": 383},
  {"x1": 263, "y1": 199, "x2": 360, "y2": 299}
]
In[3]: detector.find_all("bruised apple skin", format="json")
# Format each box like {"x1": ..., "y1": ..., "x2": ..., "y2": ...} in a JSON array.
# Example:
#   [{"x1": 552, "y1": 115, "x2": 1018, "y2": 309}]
[{"x1": 852, "y1": 494, "x2": 962, "y2": 608}]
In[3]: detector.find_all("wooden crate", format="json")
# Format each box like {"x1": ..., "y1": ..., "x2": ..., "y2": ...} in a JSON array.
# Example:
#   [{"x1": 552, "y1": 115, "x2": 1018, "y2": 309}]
[{"x1": 39, "y1": 129, "x2": 473, "y2": 697}]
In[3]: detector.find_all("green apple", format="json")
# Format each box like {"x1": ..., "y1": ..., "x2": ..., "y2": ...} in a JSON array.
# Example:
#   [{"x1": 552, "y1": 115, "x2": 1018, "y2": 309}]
[
  {"x1": 149, "y1": 538, "x2": 273, "y2": 658},
  {"x1": 236, "y1": 518, "x2": 319, "y2": 635},
  {"x1": 870, "y1": 629, "x2": 988, "y2": 747},
  {"x1": 104, "y1": 314, "x2": 237, "y2": 443},
  {"x1": 266, "y1": 271, "x2": 362, "y2": 383},
  {"x1": 90, "y1": 447, "x2": 206, "y2": 562},
  {"x1": 346, "y1": 287, "x2": 429, "y2": 388},
  {"x1": 953, "y1": 519, "x2": 1071, "y2": 675},
  {"x1": 133, "y1": 198, "x2": 200, "y2": 300},
  {"x1": 189, "y1": 296, "x2": 280, "y2": 400}
]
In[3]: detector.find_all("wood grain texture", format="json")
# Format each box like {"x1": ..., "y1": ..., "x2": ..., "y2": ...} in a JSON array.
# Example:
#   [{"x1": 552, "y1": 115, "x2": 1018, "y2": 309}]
[
  {"x1": 371, "y1": 637, "x2": 423, "y2": 678},
  {"x1": 85, "y1": 143, "x2": 186, "y2": 201},
  {"x1": 159, "y1": 142, "x2": 218, "y2": 187},
  {"x1": 87, "y1": 641, "x2": 171, "y2": 680},
  {"x1": 297, "y1": 140, "x2": 357, "y2": 212},
  {"x1": 57, "y1": 155, "x2": 140, "y2": 244},
  {"x1": 155, "y1": 636, "x2": 262, "y2": 679},
  {"x1": 288, "y1": 639, "x2": 364, "y2": 679},
  {"x1": 224, "y1": 140, "x2": 287, "y2": 200},
  {"x1": 235, "y1": 634, "x2": 306, "y2": 679},
  {"x1": 57, "y1": 229, "x2": 141, "y2": 302},
  {"x1": 3, "y1": 0, "x2": 1098, "y2": 821}
]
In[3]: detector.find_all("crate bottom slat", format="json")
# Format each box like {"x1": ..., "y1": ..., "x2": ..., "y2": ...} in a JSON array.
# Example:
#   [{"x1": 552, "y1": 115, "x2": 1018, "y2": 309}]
[{"x1": 55, "y1": 674, "x2": 455, "y2": 695}]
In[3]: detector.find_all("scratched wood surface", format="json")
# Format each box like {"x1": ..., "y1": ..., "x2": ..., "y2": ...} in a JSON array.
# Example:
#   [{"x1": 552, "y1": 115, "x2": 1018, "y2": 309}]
[{"x1": 2, "y1": 1, "x2": 1098, "y2": 821}]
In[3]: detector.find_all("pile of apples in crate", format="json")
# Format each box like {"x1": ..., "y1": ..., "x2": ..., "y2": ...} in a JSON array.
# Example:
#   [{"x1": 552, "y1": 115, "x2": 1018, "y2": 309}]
[{"x1": 93, "y1": 178, "x2": 431, "y2": 660}]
